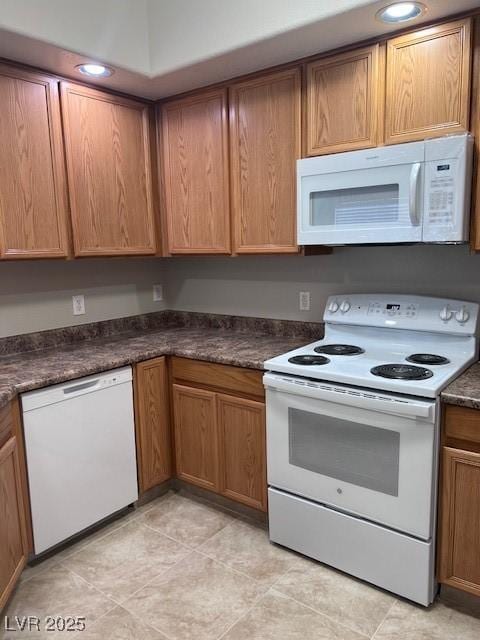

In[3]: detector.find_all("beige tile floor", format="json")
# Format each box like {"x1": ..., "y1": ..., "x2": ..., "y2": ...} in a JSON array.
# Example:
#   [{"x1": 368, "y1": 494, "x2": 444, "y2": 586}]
[{"x1": 2, "y1": 490, "x2": 480, "y2": 640}]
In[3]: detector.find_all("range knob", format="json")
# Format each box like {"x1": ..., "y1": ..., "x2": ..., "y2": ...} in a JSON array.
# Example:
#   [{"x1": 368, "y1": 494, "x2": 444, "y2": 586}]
[
  {"x1": 340, "y1": 300, "x2": 351, "y2": 314},
  {"x1": 455, "y1": 306, "x2": 470, "y2": 324},
  {"x1": 328, "y1": 300, "x2": 339, "y2": 313},
  {"x1": 439, "y1": 306, "x2": 453, "y2": 322}
]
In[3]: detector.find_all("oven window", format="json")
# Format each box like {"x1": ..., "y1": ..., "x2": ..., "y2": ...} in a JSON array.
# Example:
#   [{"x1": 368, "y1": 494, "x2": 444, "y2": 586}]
[
  {"x1": 288, "y1": 408, "x2": 400, "y2": 496},
  {"x1": 310, "y1": 184, "x2": 404, "y2": 227}
]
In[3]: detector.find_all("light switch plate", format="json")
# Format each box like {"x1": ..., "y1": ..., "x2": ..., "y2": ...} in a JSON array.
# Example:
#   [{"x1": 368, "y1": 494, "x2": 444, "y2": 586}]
[
  {"x1": 153, "y1": 284, "x2": 163, "y2": 302},
  {"x1": 299, "y1": 291, "x2": 311, "y2": 311},
  {"x1": 72, "y1": 295, "x2": 85, "y2": 316}
]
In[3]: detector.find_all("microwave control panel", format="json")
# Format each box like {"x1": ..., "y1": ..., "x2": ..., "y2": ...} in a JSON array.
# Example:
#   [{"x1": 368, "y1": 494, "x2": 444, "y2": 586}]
[{"x1": 425, "y1": 160, "x2": 456, "y2": 226}]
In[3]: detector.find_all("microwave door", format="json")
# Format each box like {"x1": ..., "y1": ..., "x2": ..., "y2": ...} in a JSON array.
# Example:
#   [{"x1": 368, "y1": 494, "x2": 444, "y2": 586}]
[{"x1": 298, "y1": 163, "x2": 423, "y2": 245}]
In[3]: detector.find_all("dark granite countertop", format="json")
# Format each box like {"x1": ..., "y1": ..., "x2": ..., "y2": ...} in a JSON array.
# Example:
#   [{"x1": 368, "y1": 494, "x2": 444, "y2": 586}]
[
  {"x1": 0, "y1": 312, "x2": 321, "y2": 410},
  {"x1": 441, "y1": 362, "x2": 480, "y2": 410}
]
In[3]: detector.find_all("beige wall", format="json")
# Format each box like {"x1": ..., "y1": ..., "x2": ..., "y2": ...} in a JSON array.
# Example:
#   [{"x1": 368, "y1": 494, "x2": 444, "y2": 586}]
[
  {"x1": 163, "y1": 245, "x2": 480, "y2": 322},
  {"x1": 0, "y1": 258, "x2": 165, "y2": 338},
  {"x1": 2, "y1": 244, "x2": 480, "y2": 338}
]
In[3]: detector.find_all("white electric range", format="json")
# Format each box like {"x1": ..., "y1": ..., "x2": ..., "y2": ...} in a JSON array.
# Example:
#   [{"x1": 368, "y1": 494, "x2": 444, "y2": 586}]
[{"x1": 263, "y1": 294, "x2": 479, "y2": 606}]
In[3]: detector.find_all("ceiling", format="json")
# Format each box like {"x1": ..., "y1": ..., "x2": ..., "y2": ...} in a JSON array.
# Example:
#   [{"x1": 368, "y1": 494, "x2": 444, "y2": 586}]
[{"x1": 0, "y1": 0, "x2": 478, "y2": 99}]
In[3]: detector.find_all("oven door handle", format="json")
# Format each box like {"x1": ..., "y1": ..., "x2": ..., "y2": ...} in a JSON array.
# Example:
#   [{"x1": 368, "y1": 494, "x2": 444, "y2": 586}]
[{"x1": 263, "y1": 374, "x2": 435, "y2": 421}]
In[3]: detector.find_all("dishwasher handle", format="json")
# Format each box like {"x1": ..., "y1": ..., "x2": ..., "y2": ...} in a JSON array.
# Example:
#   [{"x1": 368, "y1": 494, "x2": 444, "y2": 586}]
[{"x1": 63, "y1": 379, "x2": 102, "y2": 395}]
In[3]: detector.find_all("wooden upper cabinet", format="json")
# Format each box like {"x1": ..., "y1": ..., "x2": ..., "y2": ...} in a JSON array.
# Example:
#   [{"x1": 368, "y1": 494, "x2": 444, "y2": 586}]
[
  {"x1": 160, "y1": 89, "x2": 231, "y2": 254},
  {"x1": 385, "y1": 18, "x2": 472, "y2": 144},
  {"x1": 134, "y1": 358, "x2": 172, "y2": 493},
  {"x1": 306, "y1": 44, "x2": 381, "y2": 156},
  {"x1": 0, "y1": 436, "x2": 28, "y2": 611},
  {"x1": 60, "y1": 83, "x2": 156, "y2": 256},
  {"x1": 0, "y1": 65, "x2": 69, "y2": 259},
  {"x1": 229, "y1": 68, "x2": 301, "y2": 253}
]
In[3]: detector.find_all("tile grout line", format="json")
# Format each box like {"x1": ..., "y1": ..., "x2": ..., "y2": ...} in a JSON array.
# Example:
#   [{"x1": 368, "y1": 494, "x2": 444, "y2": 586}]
[
  {"x1": 267, "y1": 587, "x2": 372, "y2": 639},
  {"x1": 370, "y1": 598, "x2": 399, "y2": 640}
]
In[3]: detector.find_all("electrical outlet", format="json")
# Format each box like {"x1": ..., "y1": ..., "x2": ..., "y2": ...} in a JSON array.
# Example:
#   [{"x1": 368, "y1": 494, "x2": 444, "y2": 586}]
[
  {"x1": 72, "y1": 295, "x2": 85, "y2": 316},
  {"x1": 299, "y1": 291, "x2": 311, "y2": 311},
  {"x1": 153, "y1": 284, "x2": 163, "y2": 302}
]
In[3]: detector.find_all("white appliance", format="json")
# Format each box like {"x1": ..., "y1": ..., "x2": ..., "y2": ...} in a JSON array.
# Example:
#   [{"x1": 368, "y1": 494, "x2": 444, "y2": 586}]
[
  {"x1": 22, "y1": 367, "x2": 138, "y2": 555},
  {"x1": 297, "y1": 134, "x2": 473, "y2": 246},
  {"x1": 264, "y1": 294, "x2": 479, "y2": 606}
]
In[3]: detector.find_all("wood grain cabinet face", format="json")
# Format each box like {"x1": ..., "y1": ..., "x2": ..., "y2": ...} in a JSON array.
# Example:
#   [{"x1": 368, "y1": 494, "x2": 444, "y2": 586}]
[
  {"x1": 134, "y1": 358, "x2": 172, "y2": 493},
  {"x1": 306, "y1": 44, "x2": 380, "y2": 156},
  {"x1": 161, "y1": 89, "x2": 231, "y2": 254},
  {"x1": 229, "y1": 68, "x2": 301, "y2": 253},
  {"x1": 0, "y1": 65, "x2": 69, "y2": 259},
  {"x1": 385, "y1": 19, "x2": 472, "y2": 144},
  {"x1": 217, "y1": 394, "x2": 267, "y2": 511},
  {"x1": 60, "y1": 83, "x2": 156, "y2": 256},
  {"x1": 0, "y1": 436, "x2": 28, "y2": 611},
  {"x1": 439, "y1": 446, "x2": 480, "y2": 596},
  {"x1": 172, "y1": 384, "x2": 219, "y2": 492}
]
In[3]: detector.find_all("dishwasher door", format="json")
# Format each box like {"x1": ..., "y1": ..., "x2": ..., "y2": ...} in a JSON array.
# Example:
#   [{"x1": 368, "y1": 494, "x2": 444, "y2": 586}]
[{"x1": 22, "y1": 366, "x2": 138, "y2": 554}]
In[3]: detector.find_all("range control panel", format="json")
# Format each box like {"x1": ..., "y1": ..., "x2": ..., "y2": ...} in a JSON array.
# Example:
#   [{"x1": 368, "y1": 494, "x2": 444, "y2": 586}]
[{"x1": 324, "y1": 294, "x2": 480, "y2": 336}]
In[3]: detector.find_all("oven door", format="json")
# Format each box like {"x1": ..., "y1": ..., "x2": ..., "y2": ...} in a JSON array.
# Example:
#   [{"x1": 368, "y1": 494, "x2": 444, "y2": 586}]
[{"x1": 265, "y1": 374, "x2": 438, "y2": 540}]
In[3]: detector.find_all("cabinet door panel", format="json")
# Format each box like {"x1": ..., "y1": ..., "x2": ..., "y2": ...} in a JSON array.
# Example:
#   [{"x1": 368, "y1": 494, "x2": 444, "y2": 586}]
[
  {"x1": 385, "y1": 19, "x2": 471, "y2": 144},
  {"x1": 0, "y1": 436, "x2": 28, "y2": 611},
  {"x1": 0, "y1": 65, "x2": 69, "y2": 259},
  {"x1": 306, "y1": 44, "x2": 380, "y2": 156},
  {"x1": 439, "y1": 446, "x2": 480, "y2": 596},
  {"x1": 217, "y1": 394, "x2": 267, "y2": 511},
  {"x1": 230, "y1": 68, "x2": 301, "y2": 253},
  {"x1": 161, "y1": 89, "x2": 230, "y2": 254},
  {"x1": 61, "y1": 83, "x2": 156, "y2": 256},
  {"x1": 173, "y1": 384, "x2": 218, "y2": 491},
  {"x1": 134, "y1": 358, "x2": 172, "y2": 493}
]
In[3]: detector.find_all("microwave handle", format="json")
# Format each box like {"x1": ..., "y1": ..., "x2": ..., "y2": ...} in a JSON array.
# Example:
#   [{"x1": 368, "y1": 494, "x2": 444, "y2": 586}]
[{"x1": 409, "y1": 162, "x2": 421, "y2": 226}]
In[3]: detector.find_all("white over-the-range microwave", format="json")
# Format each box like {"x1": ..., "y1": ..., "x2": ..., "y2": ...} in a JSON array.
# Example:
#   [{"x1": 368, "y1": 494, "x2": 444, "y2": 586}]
[{"x1": 297, "y1": 134, "x2": 473, "y2": 246}]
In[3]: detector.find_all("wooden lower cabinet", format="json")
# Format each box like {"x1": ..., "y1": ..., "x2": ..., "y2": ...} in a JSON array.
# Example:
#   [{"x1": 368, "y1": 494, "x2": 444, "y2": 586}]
[
  {"x1": 173, "y1": 384, "x2": 219, "y2": 492},
  {"x1": 0, "y1": 436, "x2": 28, "y2": 611},
  {"x1": 134, "y1": 358, "x2": 172, "y2": 493},
  {"x1": 171, "y1": 358, "x2": 267, "y2": 511},
  {"x1": 217, "y1": 394, "x2": 267, "y2": 511},
  {"x1": 439, "y1": 404, "x2": 480, "y2": 596},
  {"x1": 439, "y1": 446, "x2": 480, "y2": 596}
]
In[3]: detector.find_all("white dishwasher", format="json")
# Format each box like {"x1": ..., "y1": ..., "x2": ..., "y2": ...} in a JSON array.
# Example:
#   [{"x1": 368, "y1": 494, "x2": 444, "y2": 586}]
[{"x1": 22, "y1": 366, "x2": 138, "y2": 555}]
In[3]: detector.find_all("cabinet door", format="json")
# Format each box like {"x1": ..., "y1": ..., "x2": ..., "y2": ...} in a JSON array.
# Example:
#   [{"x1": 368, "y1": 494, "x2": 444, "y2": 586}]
[
  {"x1": 0, "y1": 65, "x2": 69, "y2": 259},
  {"x1": 230, "y1": 68, "x2": 301, "y2": 253},
  {"x1": 217, "y1": 394, "x2": 267, "y2": 511},
  {"x1": 385, "y1": 19, "x2": 471, "y2": 144},
  {"x1": 439, "y1": 446, "x2": 480, "y2": 596},
  {"x1": 60, "y1": 83, "x2": 156, "y2": 256},
  {"x1": 172, "y1": 384, "x2": 219, "y2": 491},
  {"x1": 161, "y1": 89, "x2": 231, "y2": 254},
  {"x1": 0, "y1": 436, "x2": 28, "y2": 611},
  {"x1": 134, "y1": 358, "x2": 172, "y2": 493},
  {"x1": 306, "y1": 44, "x2": 380, "y2": 156}
]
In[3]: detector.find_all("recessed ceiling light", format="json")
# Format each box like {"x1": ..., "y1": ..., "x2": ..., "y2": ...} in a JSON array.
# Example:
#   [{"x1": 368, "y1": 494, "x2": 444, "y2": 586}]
[
  {"x1": 376, "y1": 2, "x2": 426, "y2": 23},
  {"x1": 76, "y1": 63, "x2": 114, "y2": 78}
]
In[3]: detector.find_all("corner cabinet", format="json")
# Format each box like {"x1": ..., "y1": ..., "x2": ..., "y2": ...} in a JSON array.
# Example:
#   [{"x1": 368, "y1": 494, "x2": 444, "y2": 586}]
[
  {"x1": 229, "y1": 68, "x2": 301, "y2": 254},
  {"x1": 439, "y1": 404, "x2": 480, "y2": 597},
  {"x1": 0, "y1": 65, "x2": 70, "y2": 259},
  {"x1": 305, "y1": 44, "x2": 381, "y2": 156},
  {"x1": 60, "y1": 83, "x2": 157, "y2": 256},
  {"x1": 134, "y1": 358, "x2": 172, "y2": 493},
  {"x1": 385, "y1": 18, "x2": 471, "y2": 144},
  {"x1": 160, "y1": 89, "x2": 231, "y2": 254},
  {"x1": 171, "y1": 358, "x2": 267, "y2": 511}
]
